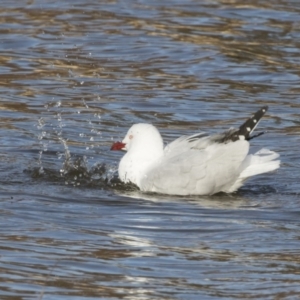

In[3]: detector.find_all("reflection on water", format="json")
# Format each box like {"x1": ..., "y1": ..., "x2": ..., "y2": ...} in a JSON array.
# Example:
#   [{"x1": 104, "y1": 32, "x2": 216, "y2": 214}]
[{"x1": 0, "y1": 0, "x2": 300, "y2": 299}]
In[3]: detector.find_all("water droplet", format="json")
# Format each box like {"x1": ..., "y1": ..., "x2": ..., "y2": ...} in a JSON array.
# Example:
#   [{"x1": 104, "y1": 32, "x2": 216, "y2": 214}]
[
  {"x1": 55, "y1": 101, "x2": 61, "y2": 107},
  {"x1": 82, "y1": 99, "x2": 89, "y2": 108},
  {"x1": 37, "y1": 117, "x2": 45, "y2": 129}
]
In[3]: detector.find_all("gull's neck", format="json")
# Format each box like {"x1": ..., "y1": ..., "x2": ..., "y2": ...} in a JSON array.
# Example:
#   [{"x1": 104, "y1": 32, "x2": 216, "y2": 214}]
[{"x1": 118, "y1": 138, "x2": 164, "y2": 187}]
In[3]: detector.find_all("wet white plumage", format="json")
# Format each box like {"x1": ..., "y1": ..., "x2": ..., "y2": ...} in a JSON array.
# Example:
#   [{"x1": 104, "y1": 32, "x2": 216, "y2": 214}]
[{"x1": 115, "y1": 122, "x2": 280, "y2": 196}]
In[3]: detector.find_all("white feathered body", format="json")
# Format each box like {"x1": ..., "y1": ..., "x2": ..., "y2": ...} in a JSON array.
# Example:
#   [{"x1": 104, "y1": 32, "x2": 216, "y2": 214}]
[{"x1": 116, "y1": 123, "x2": 280, "y2": 196}]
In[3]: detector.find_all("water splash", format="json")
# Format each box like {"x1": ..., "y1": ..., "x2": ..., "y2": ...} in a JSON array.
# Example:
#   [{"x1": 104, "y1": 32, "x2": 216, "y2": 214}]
[
  {"x1": 32, "y1": 98, "x2": 130, "y2": 191},
  {"x1": 36, "y1": 117, "x2": 47, "y2": 175}
]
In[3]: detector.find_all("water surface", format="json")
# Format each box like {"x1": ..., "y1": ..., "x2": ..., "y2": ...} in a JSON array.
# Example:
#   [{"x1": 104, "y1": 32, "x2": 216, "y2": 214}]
[{"x1": 0, "y1": 1, "x2": 300, "y2": 299}]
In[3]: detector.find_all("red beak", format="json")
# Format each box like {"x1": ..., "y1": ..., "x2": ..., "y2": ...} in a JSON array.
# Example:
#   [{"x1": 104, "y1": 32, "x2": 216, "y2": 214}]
[{"x1": 111, "y1": 141, "x2": 126, "y2": 151}]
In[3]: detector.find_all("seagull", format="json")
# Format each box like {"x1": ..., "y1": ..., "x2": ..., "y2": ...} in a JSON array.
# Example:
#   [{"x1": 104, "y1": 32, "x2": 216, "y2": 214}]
[{"x1": 111, "y1": 106, "x2": 280, "y2": 196}]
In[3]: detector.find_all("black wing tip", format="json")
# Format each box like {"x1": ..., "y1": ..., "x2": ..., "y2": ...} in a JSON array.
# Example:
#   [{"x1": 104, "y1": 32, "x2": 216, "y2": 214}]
[
  {"x1": 260, "y1": 105, "x2": 268, "y2": 113},
  {"x1": 237, "y1": 105, "x2": 269, "y2": 141},
  {"x1": 252, "y1": 105, "x2": 268, "y2": 118},
  {"x1": 247, "y1": 131, "x2": 265, "y2": 140},
  {"x1": 220, "y1": 105, "x2": 269, "y2": 143}
]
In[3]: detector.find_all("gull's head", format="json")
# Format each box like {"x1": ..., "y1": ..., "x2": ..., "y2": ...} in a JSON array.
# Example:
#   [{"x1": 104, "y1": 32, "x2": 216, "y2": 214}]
[{"x1": 111, "y1": 123, "x2": 163, "y2": 154}]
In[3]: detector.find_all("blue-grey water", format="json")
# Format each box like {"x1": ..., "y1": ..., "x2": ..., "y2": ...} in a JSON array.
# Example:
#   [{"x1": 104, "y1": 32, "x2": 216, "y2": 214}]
[{"x1": 0, "y1": 1, "x2": 300, "y2": 299}]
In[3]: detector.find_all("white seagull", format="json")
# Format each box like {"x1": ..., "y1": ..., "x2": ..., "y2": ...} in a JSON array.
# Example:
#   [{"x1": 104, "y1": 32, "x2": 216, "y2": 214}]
[{"x1": 111, "y1": 106, "x2": 280, "y2": 196}]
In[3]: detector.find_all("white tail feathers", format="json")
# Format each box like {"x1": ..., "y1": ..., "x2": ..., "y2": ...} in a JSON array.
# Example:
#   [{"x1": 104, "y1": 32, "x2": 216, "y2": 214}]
[
  {"x1": 240, "y1": 148, "x2": 280, "y2": 179},
  {"x1": 226, "y1": 148, "x2": 280, "y2": 193}
]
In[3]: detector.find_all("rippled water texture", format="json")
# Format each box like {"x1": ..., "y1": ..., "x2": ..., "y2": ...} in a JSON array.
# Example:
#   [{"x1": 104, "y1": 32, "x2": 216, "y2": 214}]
[{"x1": 0, "y1": 1, "x2": 300, "y2": 299}]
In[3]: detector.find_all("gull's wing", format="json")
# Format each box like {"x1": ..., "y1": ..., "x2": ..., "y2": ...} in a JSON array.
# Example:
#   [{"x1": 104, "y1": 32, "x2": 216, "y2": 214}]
[
  {"x1": 164, "y1": 131, "x2": 210, "y2": 158},
  {"x1": 140, "y1": 140, "x2": 249, "y2": 196},
  {"x1": 164, "y1": 105, "x2": 268, "y2": 157}
]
